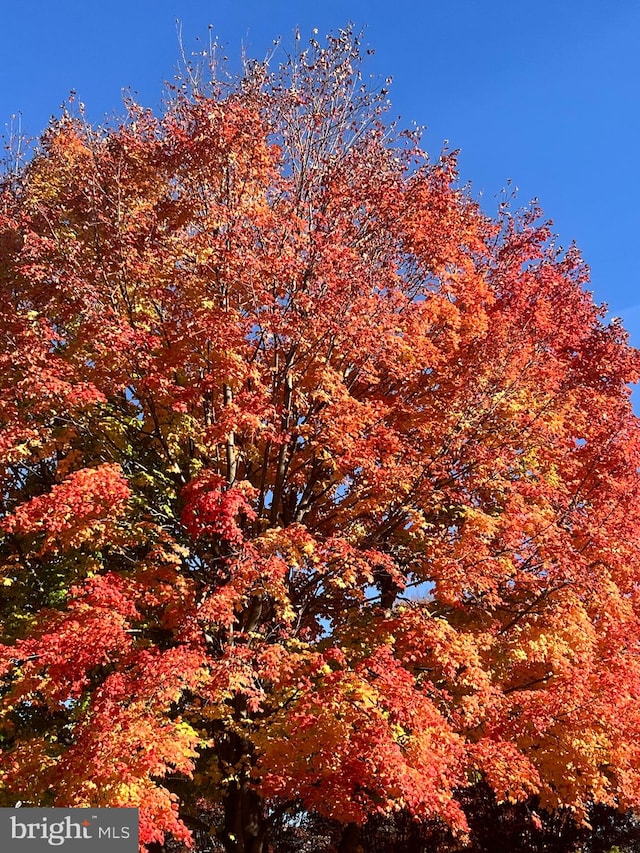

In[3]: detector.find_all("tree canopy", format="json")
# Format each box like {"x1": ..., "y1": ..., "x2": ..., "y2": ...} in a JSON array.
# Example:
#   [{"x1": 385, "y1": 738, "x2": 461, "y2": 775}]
[{"x1": 2, "y1": 27, "x2": 640, "y2": 853}]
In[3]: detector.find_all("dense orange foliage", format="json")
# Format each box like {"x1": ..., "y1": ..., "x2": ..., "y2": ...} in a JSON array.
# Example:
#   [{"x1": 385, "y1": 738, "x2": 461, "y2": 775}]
[{"x1": 2, "y1": 28, "x2": 640, "y2": 853}]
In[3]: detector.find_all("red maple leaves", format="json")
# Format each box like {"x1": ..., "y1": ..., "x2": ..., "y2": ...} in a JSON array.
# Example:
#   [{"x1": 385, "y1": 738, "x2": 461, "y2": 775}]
[
  {"x1": 1, "y1": 465, "x2": 130, "y2": 554},
  {"x1": 2, "y1": 26, "x2": 640, "y2": 853}
]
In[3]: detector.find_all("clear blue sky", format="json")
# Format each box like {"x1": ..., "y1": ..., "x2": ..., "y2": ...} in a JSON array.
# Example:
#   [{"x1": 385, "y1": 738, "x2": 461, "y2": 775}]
[{"x1": 2, "y1": 1, "x2": 640, "y2": 339}]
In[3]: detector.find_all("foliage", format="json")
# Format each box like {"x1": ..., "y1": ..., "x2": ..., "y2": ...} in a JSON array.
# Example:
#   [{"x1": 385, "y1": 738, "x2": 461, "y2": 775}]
[{"x1": 2, "y1": 26, "x2": 640, "y2": 853}]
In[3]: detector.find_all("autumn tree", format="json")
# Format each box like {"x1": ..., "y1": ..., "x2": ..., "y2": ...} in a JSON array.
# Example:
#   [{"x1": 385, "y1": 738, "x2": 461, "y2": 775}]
[{"x1": 2, "y1": 26, "x2": 640, "y2": 853}]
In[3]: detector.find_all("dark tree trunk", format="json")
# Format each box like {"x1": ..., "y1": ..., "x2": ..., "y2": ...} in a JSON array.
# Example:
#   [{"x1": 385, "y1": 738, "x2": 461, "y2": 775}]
[
  {"x1": 221, "y1": 780, "x2": 264, "y2": 853},
  {"x1": 338, "y1": 821, "x2": 361, "y2": 853}
]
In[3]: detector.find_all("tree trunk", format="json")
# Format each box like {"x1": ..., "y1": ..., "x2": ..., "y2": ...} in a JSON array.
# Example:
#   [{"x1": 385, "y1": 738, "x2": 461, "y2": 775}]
[
  {"x1": 338, "y1": 822, "x2": 361, "y2": 853},
  {"x1": 221, "y1": 780, "x2": 265, "y2": 853}
]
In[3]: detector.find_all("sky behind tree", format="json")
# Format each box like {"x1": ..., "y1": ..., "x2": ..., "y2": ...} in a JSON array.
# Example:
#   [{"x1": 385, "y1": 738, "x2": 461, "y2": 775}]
[{"x1": 2, "y1": 0, "x2": 640, "y2": 339}]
